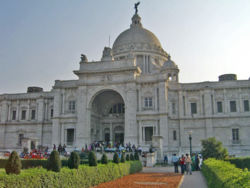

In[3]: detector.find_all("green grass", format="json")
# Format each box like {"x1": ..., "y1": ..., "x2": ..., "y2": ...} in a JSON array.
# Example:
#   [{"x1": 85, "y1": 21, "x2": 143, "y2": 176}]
[{"x1": 0, "y1": 168, "x2": 6, "y2": 175}]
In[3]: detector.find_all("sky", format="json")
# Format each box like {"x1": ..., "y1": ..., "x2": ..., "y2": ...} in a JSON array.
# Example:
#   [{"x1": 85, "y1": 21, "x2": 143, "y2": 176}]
[{"x1": 0, "y1": 0, "x2": 250, "y2": 93}]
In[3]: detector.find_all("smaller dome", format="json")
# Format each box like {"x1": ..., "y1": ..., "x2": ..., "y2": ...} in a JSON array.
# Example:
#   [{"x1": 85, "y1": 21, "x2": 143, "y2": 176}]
[{"x1": 163, "y1": 56, "x2": 178, "y2": 69}]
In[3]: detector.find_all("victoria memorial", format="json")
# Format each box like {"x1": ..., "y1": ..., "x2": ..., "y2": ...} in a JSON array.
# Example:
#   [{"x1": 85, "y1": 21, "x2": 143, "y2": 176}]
[{"x1": 0, "y1": 9, "x2": 250, "y2": 157}]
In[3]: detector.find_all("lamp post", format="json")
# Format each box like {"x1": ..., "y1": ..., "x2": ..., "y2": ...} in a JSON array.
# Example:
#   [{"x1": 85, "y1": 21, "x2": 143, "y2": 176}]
[{"x1": 188, "y1": 131, "x2": 192, "y2": 155}]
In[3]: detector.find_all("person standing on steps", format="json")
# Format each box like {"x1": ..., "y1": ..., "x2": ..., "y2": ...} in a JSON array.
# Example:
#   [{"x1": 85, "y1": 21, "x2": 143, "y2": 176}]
[{"x1": 172, "y1": 154, "x2": 179, "y2": 173}]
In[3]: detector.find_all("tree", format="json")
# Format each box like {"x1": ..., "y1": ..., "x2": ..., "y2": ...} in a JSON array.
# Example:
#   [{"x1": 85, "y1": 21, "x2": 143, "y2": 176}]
[
  {"x1": 47, "y1": 151, "x2": 61, "y2": 172},
  {"x1": 201, "y1": 137, "x2": 228, "y2": 160},
  {"x1": 5, "y1": 151, "x2": 22, "y2": 175},
  {"x1": 68, "y1": 151, "x2": 80, "y2": 169},
  {"x1": 101, "y1": 153, "x2": 108, "y2": 164},
  {"x1": 120, "y1": 153, "x2": 125, "y2": 163},
  {"x1": 134, "y1": 152, "x2": 139, "y2": 161},
  {"x1": 130, "y1": 153, "x2": 134, "y2": 161},
  {"x1": 88, "y1": 151, "x2": 97, "y2": 166},
  {"x1": 113, "y1": 152, "x2": 120, "y2": 164},
  {"x1": 126, "y1": 154, "x2": 130, "y2": 161}
]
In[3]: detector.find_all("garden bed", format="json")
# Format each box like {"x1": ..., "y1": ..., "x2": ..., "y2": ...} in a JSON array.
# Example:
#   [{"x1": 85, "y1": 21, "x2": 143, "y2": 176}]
[{"x1": 95, "y1": 172, "x2": 182, "y2": 188}]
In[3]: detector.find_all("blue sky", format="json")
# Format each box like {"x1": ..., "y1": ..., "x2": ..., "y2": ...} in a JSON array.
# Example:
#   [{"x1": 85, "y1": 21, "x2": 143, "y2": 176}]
[{"x1": 1, "y1": 0, "x2": 250, "y2": 93}]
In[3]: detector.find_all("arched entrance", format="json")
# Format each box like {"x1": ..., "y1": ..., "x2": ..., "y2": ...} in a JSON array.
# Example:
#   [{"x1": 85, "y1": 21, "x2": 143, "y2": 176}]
[{"x1": 90, "y1": 90, "x2": 125, "y2": 145}]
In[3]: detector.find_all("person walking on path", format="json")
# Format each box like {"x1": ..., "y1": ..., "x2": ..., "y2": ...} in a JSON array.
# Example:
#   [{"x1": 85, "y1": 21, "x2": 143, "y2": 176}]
[
  {"x1": 198, "y1": 155, "x2": 203, "y2": 170},
  {"x1": 164, "y1": 155, "x2": 168, "y2": 165},
  {"x1": 191, "y1": 154, "x2": 196, "y2": 171},
  {"x1": 180, "y1": 155, "x2": 186, "y2": 174},
  {"x1": 185, "y1": 154, "x2": 192, "y2": 175},
  {"x1": 172, "y1": 154, "x2": 179, "y2": 173}
]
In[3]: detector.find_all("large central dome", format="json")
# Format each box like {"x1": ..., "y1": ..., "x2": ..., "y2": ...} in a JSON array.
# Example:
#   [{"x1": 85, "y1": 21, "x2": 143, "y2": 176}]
[{"x1": 112, "y1": 14, "x2": 168, "y2": 59}]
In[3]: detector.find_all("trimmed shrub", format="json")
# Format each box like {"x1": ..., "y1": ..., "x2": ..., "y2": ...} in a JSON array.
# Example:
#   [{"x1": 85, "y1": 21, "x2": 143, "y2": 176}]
[
  {"x1": 0, "y1": 161, "x2": 142, "y2": 188},
  {"x1": 68, "y1": 152, "x2": 80, "y2": 169},
  {"x1": 225, "y1": 157, "x2": 250, "y2": 170},
  {"x1": 121, "y1": 153, "x2": 125, "y2": 163},
  {"x1": 113, "y1": 153, "x2": 120, "y2": 164},
  {"x1": 130, "y1": 153, "x2": 134, "y2": 161},
  {"x1": 126, "y1": 154, "x2": 130, "y2": 161},
  {"x1": 101, "y1": 153, "x2": 108, "y2": 164},
  {"x1": 88, "y1": 151, "x2": 97, "y2": 166},
  {"x1": 5, "y1": 151, "x2": 22, "y2": 175},
  {"x1": 47, "y1": 151, "x2": 61, "y2": 172},
  {"x1": 79, "y1": 152, "x2": 89, "y2": 160},
  {"x1": 134, "y1": 152, "x2": 139, "y2": 161},
  {"x1": 202, "y1": 158, "x2": 250, "y2": 188}
]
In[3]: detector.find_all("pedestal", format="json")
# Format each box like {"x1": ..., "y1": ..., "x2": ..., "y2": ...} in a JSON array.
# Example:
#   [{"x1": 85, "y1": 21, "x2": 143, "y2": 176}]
[{"x1": 146, "y1": 152, "x2": 156, "y2": 167}]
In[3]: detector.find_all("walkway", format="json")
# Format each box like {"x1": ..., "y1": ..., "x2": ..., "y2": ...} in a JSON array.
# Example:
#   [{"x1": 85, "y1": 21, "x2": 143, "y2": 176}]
[{"x1": 142, "y1": 166, "x2": 208, "y2": 188}]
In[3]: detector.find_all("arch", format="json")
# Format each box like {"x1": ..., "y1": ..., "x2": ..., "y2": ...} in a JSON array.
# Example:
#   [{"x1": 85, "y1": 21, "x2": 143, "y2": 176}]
[
  {"x1": 87, "y1": 86, "x2": 126, "y2": 110},
  {"x1": 88, "y1": 88, "x2": 125, "y2": 144}
]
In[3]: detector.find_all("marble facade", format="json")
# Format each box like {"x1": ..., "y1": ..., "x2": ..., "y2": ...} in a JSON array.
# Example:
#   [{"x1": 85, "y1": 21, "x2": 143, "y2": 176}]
[{"x1": 0, "y1": 12, "x2": 250, "y2": 157}]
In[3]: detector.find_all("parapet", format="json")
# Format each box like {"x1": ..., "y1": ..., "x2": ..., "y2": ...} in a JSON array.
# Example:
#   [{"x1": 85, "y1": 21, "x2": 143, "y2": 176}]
[
  {"x1": 27, "y1": 87, "x2": 43, "y2": 93},
  {"x1": 219, "y1": 74, "x2": 237, "y2": 81}
]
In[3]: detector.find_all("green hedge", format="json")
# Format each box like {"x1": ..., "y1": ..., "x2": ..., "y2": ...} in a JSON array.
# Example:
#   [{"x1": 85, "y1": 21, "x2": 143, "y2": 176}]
[
  {"x1": 0, "y1": 159, "x2": 89, "y2": 169},
  {"x1": 0, "y1": 161, "x2": 142, "y2": 188},
  {"x1": 202, "y1": 158, "x2": 250, "y2": 188},
  {"x1": 225, "y1": 157, "x2": 250, "y2": 170}
]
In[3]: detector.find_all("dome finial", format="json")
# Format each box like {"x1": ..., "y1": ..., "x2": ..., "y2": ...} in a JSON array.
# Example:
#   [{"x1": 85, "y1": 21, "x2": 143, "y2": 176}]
[{"x1": 134, "y1": 1, "x2": 140, "y2": 14}]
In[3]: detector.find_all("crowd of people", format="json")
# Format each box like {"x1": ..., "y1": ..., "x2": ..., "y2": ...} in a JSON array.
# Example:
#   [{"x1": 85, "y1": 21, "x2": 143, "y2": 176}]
[
  {"x1": 79, "y1": 141, "x2": 143, "y2": 154},
  {"x1": 171, "y1": 153, "x2": 202, "y2": 175}
]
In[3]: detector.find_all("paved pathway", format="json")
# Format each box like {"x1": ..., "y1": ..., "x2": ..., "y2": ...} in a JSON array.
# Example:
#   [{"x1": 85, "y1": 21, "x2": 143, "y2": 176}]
[
  {"x1": 180, "y1": 171, "x2": 208, "y2": 188},
  {"x1": 142, "y1": 166, "x2": 208, "y2": 188}
]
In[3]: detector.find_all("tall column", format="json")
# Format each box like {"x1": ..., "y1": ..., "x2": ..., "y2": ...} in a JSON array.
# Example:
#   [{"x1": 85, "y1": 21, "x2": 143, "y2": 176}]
[
  {"x1": 52, "y1": 90, "x2": 61, "y2": 147},
  {"x1": 124, "y1": 84, "x2": 137, "y2": 145},
  {"x1": 0, "y1": 101, "x2": 8, "y2": 149},
  {"x1": 0, "y1": 101, "x2": 8, "y2": 122},
  {"x1": 60, "y1": 123, "x2": 64, "y2": 145},
  {"x1": 37, "y1": 98, "x2": 44, "y2": 145},
  {"x1": 37, "y1": 98, "x2": 44, "y2": 122},
  {"x1": 139, "y1": 121, "x2": 142, "y2": 145},
  {"x1": 110, "y1": 122, "x2": 113, "y2": 141},
  {"x1": 27, "y1": 100, "x2": 31, "y2": 120},
  {"x1": 16, "y1": 101, "x2": 20, "y2": 121},
  {"x1": 158, "y1": 82, "x2": 169, "y2": 148},
  {"x1": 75, "y1": 86, "x2": 90, "y2": 148},
  {"x1": 204, "y1": 89, "x2": 213, "y2": 138}
]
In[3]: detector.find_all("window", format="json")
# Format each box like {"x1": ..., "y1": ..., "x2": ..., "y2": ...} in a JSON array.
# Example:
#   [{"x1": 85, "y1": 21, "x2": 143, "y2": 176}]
[
  {"x1": 50, "y1": 109, "x2": 53, "y2": 118},
  {"x1": 109, "y1": 103, "x2": 125, "y2": 114},
  {"x1": 232, "y1": 128, "x2": 239, "y2": 141},
  {"x1": 67, "y1": 129, "x2": 74, "y2": 146},
  {"x1": 230, "y1": 101, "x2": 237, "y2": 112},
  {"x1": 145, "y1": 127, "x2": 153, "y2": 141},
  {"x1": 144, "y1": 97, "x2": 153, "y2": 108},
  {"x1": 217, "y1": 101, "x2": 223, "y2": 113},
  {"x1": 191, "y1": 103, "x2": 197, "y2": 114},
  {"x1": 69, "y1": 101, "x2": 76, "y2": 112},
  {"x1": 18, "y1": 134, "x2": 24, "y2": 146},
  {"x1": 172, "y1": 102, "x2": 176, "y2": 114},
  {"x1": 21, "y1": 110, "x2": 26, "y2": 120},
  {"x1": 31, "y1": 110, "x2": 36, "y2": 120},
  {"x1": 12, "y1": 110, "x2": 16, "y2": 120},
  {"x1": 173, "y1": 130, "x2": 177, "y2": 140},
  {"x1": 244, "y1": 100, "x2": 249, "y2": 112}
]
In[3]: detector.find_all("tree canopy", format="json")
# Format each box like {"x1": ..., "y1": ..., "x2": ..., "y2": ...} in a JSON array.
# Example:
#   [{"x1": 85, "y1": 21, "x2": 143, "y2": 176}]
[{"x1": 201, "y1": 137, "x2": 228, "y2": 160}]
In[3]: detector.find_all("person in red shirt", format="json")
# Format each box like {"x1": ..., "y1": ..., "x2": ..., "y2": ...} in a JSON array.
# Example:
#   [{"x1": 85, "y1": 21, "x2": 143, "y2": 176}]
[{"x1": 179, "y1": 154, "x2": 186, "y2": 174}]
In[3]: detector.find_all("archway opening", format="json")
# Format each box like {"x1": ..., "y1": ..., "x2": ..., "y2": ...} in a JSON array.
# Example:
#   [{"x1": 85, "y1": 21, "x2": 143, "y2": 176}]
[{"x1": 90, "y1": 90, "x2": 125, "y2": 146}]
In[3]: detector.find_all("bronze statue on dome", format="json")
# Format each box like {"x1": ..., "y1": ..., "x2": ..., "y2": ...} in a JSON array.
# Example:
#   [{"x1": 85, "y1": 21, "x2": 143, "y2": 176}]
[{"x1": 134, "y1": 2, "x2": 140, "y2": 14}]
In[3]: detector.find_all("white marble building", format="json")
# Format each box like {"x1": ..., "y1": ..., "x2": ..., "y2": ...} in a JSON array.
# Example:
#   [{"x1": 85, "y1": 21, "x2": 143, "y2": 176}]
[{"x1": 0, "y1": 11, "x2": 250, "y2": 156}]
